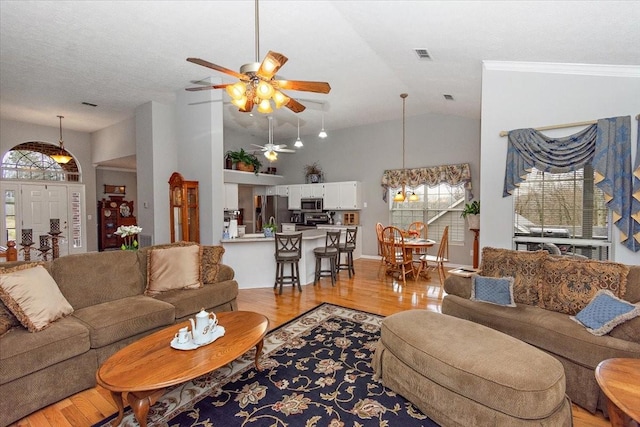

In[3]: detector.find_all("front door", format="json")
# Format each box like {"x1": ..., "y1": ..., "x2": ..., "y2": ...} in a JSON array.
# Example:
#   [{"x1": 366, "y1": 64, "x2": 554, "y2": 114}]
[{"x1": 22, "y1": 184, "x2": 69, "y2": 257}]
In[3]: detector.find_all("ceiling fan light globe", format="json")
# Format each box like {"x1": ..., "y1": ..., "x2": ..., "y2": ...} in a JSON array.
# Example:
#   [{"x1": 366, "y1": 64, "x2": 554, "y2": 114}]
[
  {"x1": 226, "y1": 82, "x2": 247, "y2": 100},
  {"x1": 256, "y1": 81, "x2": 275, "y2": 100},
  {"x1": 231, "y1": 96, "x2": 248, "y2": 109},
  {"x1": 264, "y1": 150, "x2": 278, "y2": 161},
  {"x1": 272, "y1": 91, "x2": 289, "y2": 109},
  {"x1": 257, "y1": 99, "x2": 273, "y2": 114}
]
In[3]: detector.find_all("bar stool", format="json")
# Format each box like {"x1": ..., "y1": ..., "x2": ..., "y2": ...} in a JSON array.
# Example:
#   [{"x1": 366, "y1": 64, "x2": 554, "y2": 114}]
[
  {"x1": 336, "y1": 228, "x2": 357, "y2": 278},
  {"x1": 313, "y1": 231, "x2": 340, "y2": 286},
  {"x1": 274, "y1": 232, "x2": 303, "y2": 294}
]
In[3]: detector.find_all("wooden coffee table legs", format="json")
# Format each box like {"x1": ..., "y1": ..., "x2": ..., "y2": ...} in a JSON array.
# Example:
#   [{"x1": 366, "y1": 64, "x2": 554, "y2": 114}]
[
  {"x1": 108, "y1": 388, "x2": 166, "y2": 427},
  {"x1": 255, "y1": 338, "x2": 265, "y2": 371}
]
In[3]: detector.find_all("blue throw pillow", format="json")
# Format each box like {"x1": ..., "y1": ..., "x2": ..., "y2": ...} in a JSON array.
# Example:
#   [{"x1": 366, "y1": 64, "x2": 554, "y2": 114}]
[
  {"x1": 571, "y1": 289, "x2": 640, "y2": 336},
  {"x1": 470, "y1": 276, "x2": 516, "y2": 307}
]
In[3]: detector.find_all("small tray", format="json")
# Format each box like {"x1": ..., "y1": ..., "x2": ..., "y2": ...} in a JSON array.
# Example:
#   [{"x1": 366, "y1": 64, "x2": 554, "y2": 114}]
[
  {"x1": 170, "y1": 326, "x2": 225, "y2": 350},
  {"x1": 448, "y1": 268, "x2": 480, "y2": 278}
]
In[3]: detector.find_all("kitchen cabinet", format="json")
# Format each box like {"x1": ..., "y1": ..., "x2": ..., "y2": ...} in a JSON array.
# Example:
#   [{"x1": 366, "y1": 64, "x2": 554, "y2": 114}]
[
  {"x1": 224, "y1": 183, "x2": 239, "y2": 211},
  {"x1": 323, "y1": 181, "x2": 362, "y2": 210},
  {"x1": 300, "y1": 184, "x2": 324, "y2": 198},
  {"x1": 288, "y1": 185, "x2": 302, "y2": 210},
  {"x1": 265, "y1": 186, "x2": 277, "y2": 196},
  {"x1": 276, "y1": 185, "x2": 289, "y2": 196}
]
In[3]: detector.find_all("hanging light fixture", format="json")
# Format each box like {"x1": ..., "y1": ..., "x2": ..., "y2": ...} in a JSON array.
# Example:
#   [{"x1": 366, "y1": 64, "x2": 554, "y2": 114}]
[
  {"x1": 50, "y1": 115, "x2": 73, "y2": 164},
  {"x1": 318, "y1": 109, "x2": 328, "y2": 139},
  {"x1": 393, "y1": 94, "x2": 409, "y2": 202},
  {"x1": 294, "y1": 117, "x2": 303, "y2": 147}
]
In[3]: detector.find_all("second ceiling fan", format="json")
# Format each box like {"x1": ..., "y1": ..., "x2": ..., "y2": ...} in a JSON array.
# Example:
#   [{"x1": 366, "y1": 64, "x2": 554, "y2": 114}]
[
  {"x1": 251, "y1": 117, "x2": 294, "y2": 161},
  {"x1": 186, "y1": 0, "x2": 330, "y2": 114}
]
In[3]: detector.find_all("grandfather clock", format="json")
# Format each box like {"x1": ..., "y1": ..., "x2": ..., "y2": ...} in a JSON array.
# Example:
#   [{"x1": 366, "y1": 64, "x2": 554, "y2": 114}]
[{"x1": 169, "y1": 172, "x2": 200, "y2": 243}]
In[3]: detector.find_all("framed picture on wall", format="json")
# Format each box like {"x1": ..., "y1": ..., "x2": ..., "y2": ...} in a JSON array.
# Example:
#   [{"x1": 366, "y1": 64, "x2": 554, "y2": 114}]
[{"x1": 104, "y1": 185, "x2": 126, "y2": 195}]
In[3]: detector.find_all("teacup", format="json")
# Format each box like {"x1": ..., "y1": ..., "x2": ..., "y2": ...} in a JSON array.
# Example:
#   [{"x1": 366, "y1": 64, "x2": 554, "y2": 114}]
[{"x1": 175, "y1": 326, "x2": 191, "y2": 344}]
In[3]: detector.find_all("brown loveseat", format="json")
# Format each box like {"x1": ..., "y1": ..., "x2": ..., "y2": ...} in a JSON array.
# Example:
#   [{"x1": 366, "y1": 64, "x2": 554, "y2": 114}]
[
  {"x1": 0, "y1": 242, "x2": 239, "y2": 427},
  {"x1": 442, "y1": 247, "x2": 640, "y2": 415}
]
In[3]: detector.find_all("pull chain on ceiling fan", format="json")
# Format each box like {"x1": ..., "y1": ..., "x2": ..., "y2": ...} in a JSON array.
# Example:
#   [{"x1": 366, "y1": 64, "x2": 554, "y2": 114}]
[{"x1": 185, "y1": 0, "x2": 330, "y2": 114}]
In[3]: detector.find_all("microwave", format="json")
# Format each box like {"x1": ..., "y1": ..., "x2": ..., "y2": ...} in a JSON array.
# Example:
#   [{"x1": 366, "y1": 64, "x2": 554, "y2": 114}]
[{"x1": 300, "y1": 198, "x2": 323, "y2": 212}]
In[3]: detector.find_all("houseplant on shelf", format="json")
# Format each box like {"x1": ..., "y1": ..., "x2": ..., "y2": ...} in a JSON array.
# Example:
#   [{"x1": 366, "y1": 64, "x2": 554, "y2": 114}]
[
  {"x1": 263, "y1": 220, "x2": 277, "y2": 238},
  {"x1": 227, "y1": 148, "x2": 262, "y2": 175},
  {"x1": 461, "y1": 200, "x2": 480, "y2": 230},
  {"x1": 304, "y1": 162, "x2": 323, "y2": 183}
]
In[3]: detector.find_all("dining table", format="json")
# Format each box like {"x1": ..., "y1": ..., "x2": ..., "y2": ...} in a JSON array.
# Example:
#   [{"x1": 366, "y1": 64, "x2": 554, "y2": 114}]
[{"x1": 402, "y1": 237, "x2": 436, "y2": 279}]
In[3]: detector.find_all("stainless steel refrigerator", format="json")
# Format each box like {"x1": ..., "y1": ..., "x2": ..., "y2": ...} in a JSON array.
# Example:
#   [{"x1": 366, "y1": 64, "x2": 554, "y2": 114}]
[{"x1": 256, "y1": 195, "x2": 289, "y2": 232}]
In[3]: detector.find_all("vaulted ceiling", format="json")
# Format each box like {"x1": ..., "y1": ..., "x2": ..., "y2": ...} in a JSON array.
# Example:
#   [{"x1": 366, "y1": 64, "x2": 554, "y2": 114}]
[{"x1": 1, "y1": 1, "x2": 639, "y2": 144}]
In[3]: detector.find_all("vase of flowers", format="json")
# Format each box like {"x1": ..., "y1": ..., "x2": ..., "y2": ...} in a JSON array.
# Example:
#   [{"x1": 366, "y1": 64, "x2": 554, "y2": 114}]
[{"x1": 114, "y1": 225, "x2": 143, "y2": 250}]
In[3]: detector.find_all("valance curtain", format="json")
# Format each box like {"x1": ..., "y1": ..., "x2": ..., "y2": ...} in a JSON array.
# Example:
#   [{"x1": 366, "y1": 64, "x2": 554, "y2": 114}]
[
  {"x1": 504, "y1": 115, "x2": 638, "y2": 252},
  {"x1": 380, "y1": 163, "x2": 472, "y2": 202}
]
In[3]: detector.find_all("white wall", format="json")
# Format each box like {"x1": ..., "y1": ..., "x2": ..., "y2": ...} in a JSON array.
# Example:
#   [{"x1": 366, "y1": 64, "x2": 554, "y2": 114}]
[
  {"x1": 0, "y1": 118, "x2": 98, "y2": 251},
  {"x1": 481, "y1": 62, "x2": 640, "y2": 264},
  {"x1": 92, "y1": 116, "x2": 136, "y2": 165}
]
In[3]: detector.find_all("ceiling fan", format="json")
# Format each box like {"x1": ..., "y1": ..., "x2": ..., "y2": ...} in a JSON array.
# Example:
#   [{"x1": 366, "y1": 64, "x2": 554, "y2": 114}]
[
  {"x1": 185, "y1": 0, "x2": 330, "y2": 114},
  {"x1": 251, "y1": 117, "x2": 294, "y2": 161}
]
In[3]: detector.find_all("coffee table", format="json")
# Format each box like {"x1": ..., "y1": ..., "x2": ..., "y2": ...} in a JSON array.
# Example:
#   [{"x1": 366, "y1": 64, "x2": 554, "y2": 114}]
[
  {"x1": 595, "y1": 358, "x2": 640, "y2": 427},
  {"x1": 96, "y1": 311, "x2": 269, "y2": 427}
]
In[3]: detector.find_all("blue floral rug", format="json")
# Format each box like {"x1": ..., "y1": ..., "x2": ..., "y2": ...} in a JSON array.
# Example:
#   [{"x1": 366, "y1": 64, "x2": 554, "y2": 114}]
[{"x1": 95, "y1": 303, "x2": 438, "y2": 426}]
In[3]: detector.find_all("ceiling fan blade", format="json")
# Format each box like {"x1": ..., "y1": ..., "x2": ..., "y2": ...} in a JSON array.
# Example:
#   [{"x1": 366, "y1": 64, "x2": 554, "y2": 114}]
[
  {"x1": 285, "y1": 97, "x2": 306, "y2": 113},
  {"x1": 251, "y1": 144, "x2": 267, "y2": 150},
  {"x1": 276, "y1": 80, "x2": 331, "y2": 94},
  {"x1": 238, "y1": 97, "x2": 254, "y2": 113},
  {"x1": 187, "y1": 58, "x2": 248, "y2": 80},
  {"x1": 185, "y1": 83, "x2": 231, "y2": 91},
  {"x1": 277, "y1": 149, "x2": 296, "y2": 153},
  {"x1": 257, "y1": 51, "x2": 288, "y2": 80}
]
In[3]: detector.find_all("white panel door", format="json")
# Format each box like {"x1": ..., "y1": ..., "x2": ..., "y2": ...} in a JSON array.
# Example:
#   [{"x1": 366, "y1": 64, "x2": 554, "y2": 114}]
[{"x1": 22, "y1": 184, "x2": 69, "y2": 257}]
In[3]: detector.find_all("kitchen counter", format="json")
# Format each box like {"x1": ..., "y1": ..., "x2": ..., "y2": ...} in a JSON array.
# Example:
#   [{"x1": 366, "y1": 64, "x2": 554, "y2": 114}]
[{"x1": 220, "y1": 229, "x2": 327, "y2": 289}]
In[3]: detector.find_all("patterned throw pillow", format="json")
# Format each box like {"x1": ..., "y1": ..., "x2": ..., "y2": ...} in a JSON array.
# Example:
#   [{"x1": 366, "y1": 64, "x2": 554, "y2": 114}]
[
  {"x1": 0, "y1": 264, "x2": 74, "y2": 332},
  {"x1": 571, "y1": 289, "x2": 640, "y2": 336},
  {"x1": 201, "y1": 246, "x2": 225, "y2": 283},
  {"x1": 145, "y1": 244, "x2": 203, "y2": 296},
  {"x1": 471, "y1": 276, "x2": 516, "y2": 307},
  {"x1": 0, "y1": 302, "x2": 20, "y2": 336},
  {"x1": 538, "y1": 258, "x2": 629, "y2": 315},
  {"x1": 480, "y1": 247, "x2": 547, "y2": 305}
]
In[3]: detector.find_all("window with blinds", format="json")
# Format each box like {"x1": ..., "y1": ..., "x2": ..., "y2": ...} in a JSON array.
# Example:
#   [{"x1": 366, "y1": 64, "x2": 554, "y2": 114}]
[
  {"x1": 513, "y1": 165, "x2": 610, "y2": 260},
  {"x1": 389, "y1": 183, "x2": 466, "y2": 244}
]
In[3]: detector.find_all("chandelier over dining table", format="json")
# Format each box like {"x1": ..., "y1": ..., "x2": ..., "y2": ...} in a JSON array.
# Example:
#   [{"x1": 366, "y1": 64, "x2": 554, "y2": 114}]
[{"x1": 393, "y1": 94, "x2": 419, "y2": 202}]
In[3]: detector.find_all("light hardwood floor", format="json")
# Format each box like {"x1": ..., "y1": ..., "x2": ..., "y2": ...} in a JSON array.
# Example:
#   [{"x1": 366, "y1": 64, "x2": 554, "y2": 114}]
[{"x1": 10, "y1": 258, "x2": 608, "y2": 427}]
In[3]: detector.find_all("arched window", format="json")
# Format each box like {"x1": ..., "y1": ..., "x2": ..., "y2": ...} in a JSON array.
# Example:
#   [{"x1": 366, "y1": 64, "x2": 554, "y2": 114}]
[{"x1": 1, "y1": 142, "x2": 80, "y2": 182}]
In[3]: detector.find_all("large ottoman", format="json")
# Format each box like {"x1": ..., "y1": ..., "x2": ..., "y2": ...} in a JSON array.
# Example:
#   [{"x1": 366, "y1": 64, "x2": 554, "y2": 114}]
[{"x1": 372, "y1": 310, "x2": 573, "y2": 426}]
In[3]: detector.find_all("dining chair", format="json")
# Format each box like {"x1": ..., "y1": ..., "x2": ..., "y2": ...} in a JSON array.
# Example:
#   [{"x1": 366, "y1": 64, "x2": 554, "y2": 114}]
[
  {"x1": 420, "y1": 226, "x2": 449, "y2": 297},
  {"x1": 376, "y1": 222, "x2": 385, "y2": 264},
  {"x1": 336, "y1": 228, "x2": 358, "y2": 278},
  {"x1": 313, "y1": 231, "x2": 341, "y2": 286},
  {"x1": 381, "y1": 226, "x2": 416, "y2": 285},
  {"x1": 273, "y1": 232, "x2": 303, "y2": 294},
  {"x1": 406, "y1": 221, "x2": 428, "y2": 265}
]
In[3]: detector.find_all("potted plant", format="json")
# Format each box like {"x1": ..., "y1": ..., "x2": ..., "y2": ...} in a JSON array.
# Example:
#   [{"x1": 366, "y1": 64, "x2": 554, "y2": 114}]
[
  {"x1": 461, "y1": 200, "x2": 480, "y2": 230},
  {"x1": 263, "y1": 221, "x2": 277, "y2": 237},
  {"x1": 226, "y1": 148, "x2": 262, "y2": 175},
  {"x1": 304, "y1": 162, "x2": 323, "y2": 183}
]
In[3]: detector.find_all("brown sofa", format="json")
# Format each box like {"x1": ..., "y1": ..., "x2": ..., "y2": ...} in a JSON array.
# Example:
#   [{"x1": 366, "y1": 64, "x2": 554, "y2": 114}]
[
  {"x1": 442, "y1": 247, "x2": 640, "y2": 415},
  {"x1": 0, "y1": 242, "x2": 239, "y2": 427}
]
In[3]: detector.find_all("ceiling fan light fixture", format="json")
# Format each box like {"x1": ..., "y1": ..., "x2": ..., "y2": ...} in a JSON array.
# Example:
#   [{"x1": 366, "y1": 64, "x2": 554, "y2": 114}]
[
  {"x1": 256, "y1": 81, "x2": 274, "y2": 100},
  {"x1": 272, "y1": 91, "x2": 289, "y2": 109},
  {"x1": 231, "y1": 95, "x2": 249, "y2": 109},
  {"x1": 226, "y1": 82, "x2": 247, "y2": 100},
  {"x1": 264, "y1": 150, "x2": 278, "y2": 161},
  {"x1": 257, "y1": 98, "x2": 273, "y2": 114}
]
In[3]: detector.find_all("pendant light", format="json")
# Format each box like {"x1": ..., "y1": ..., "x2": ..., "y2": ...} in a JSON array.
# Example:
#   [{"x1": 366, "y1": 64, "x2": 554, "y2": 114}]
[
  {"x1": 294, "y1": 117, "x2": 303, "y2": 147},
  {"x1": 318, "y1": 109, "x2": 327, "y2": 139},
  {"x1": 393, "y1": 94, "x2": 408, "y2": 202},
  {"x1": 50, "y1": 115, "x2": 73, "y2": 164}
]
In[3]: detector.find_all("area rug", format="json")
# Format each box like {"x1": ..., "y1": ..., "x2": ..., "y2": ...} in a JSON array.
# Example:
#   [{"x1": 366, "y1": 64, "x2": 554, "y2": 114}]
[{"x1": 95, "y1": 303, "x2": 438, "y2": 426}]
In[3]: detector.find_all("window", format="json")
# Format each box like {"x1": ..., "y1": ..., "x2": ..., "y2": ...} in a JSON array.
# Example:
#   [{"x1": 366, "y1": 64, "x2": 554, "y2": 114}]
[
  {"x1": 389, "y1": 183, "x2": 466, "y2": 244},
  {"x1": 513, "y1": 165, "x2": 610, "y2": 260},
  {"x1": 1, "y1": 143, "x2": 79, "y2": 182},
  {"x1": 4, "y1": 189, "x2": 16, "y2": 242}
]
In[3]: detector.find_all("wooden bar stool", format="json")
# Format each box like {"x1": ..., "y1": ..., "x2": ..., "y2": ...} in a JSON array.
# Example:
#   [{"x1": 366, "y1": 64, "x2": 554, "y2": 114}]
[
  {"x1": 336, "y1": 228, "x2": 357, "y2": 278},
  {"x1": 273, "y1": 232, "x2": 303, "y2": 294},
  {"x1": 313, "y1": 231, "x2": 340, "y2": 286}
]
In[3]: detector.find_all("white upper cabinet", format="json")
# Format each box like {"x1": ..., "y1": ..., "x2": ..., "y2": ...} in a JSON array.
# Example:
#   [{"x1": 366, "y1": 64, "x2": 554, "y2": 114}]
[
  {"x1": 276, "y1": 185, "x2": 289, "y2": 196},
  {"x1": 288, "y1": 185, "x2": 302, "y2": 210},
  {"x1": 223, "y1": 183, "x2": 239, "y2": 211},
  {"x1": 323, "y1": 181, "x2": 362, "y2": 210},
  {"x1": 300, "y1": 184, "x2": 324, "y2": 198}
]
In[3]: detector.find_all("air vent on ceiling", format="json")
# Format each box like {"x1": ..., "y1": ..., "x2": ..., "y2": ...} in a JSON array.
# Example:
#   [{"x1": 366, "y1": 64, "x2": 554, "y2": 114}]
[
  {"x1": 82, "y1": 102, "x2": 97, "y2": 107},
  {"x1": 414, "y1": 48, "x2": 432, "y2": 60},
  {"x1": 444, "y1": 94, "x2": 454, "y2": 100}
]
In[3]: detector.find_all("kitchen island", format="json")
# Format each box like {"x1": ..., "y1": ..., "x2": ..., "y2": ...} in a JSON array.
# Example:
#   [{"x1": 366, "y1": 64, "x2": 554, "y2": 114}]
[{"x1": 220, "y1": 229, "x2": 327, "y2": 289}]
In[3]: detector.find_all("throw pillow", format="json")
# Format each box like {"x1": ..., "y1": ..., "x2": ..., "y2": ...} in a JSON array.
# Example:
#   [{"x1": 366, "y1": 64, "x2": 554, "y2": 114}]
[
  {"x1": 201, "y1": 245, "x2": 225, "y2": 283},
  {"x1": 571, "y1": 289, "x2": 640, "y2": 336},
  {"x1": 145, "y1": 244, "x2": 203, "y2": 296},
  {"x1": 480, "y1": 247, "x2": 547, "y2": 305},
  {"x1": 0, "y1": 302, "x2": 20, "y2": 337},
  {"x1": 470, "y1": 276, "x2": 517, "y2": 307},
  {"x1": 538, "y1": 258, "x2": 629, "y2": 315},
  {"x1": 0, "y1": 264, "x2": 74, "y2": 332}
]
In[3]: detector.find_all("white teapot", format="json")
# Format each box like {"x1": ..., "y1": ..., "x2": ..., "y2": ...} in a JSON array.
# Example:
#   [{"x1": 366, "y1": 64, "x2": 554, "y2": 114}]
[{"x1": 189, "y1": 308, "x2": 218, "y2": 344}]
